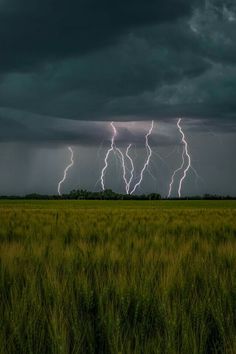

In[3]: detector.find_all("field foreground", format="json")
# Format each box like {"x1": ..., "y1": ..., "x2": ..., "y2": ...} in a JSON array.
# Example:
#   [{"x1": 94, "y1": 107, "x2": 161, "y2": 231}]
[{"x1": 0, "y1": 201, "x2": 236, "y2": 353}]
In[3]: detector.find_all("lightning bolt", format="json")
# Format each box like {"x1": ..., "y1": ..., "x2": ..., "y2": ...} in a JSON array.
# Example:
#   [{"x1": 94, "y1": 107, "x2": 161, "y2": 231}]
[
  {"x1": 168, "y1": 118, "x2": 192, "y2": 198},
  {"x1": 100, "y1": 122, "x2": 117, "y2": 191},
  {"x1": 125, "y1": 144, "x2": 135, "y2": 194},
  {"x1": 58, "y1": 146, "x2": 74, "y2": 196},
  {"x1": 177, "y1": 118, "x2": 191, "y2": 197},
  {"x1": 101, "y1": 122, "x2": 134, "y2": 194},
  {"x1": 130, "y1": 120, "x2": 154, "y2": 195},
  {"x1": 115, "y1": 146, "x2": 130, "y2": 193},
  {"x1": 167, "y1": 147, "x2": 185, "y2": 198}
]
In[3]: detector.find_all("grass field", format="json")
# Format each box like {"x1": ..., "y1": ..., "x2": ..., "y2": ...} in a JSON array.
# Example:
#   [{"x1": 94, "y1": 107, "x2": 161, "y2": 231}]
[{"x1": 0, "y1": 201, "x2": 235, "y2": 353}]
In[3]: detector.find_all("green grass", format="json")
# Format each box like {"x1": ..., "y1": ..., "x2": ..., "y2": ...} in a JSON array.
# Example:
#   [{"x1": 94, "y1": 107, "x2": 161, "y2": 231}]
[
  {"x1": 0, "y1": 201, "x2": 235, "y2": 353},
  {"x1": 0, "y1": 199, "x2": 235, "y2": 209}
]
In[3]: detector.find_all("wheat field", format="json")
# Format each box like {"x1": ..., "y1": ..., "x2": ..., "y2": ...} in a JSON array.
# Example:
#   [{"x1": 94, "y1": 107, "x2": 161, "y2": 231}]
[{"x1": 0, "y1": 201, "x2": 235, "y2": 353}]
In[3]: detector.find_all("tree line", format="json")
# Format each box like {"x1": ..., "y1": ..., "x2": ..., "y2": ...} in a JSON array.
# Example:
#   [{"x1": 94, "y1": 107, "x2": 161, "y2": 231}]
[{"x1": 0, "y1": 189, "x2": 235, "y2": 200}]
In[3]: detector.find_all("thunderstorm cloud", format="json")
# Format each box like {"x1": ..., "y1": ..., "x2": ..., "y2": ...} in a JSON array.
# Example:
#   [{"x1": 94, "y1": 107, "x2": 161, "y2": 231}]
[{"x1": 0, "y1": 0, "x2": 235, "y2": 126}]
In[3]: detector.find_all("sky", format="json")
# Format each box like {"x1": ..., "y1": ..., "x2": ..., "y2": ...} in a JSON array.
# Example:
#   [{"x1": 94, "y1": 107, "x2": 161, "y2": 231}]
[{"x1": 0, "y1": 0, "x2": 235, "y2": 196}]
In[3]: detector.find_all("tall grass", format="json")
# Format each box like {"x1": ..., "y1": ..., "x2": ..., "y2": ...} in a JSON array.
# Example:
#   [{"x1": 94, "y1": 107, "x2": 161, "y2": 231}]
[{"x1": 0, "y1": 202, "x2": 235, "y2": 353}]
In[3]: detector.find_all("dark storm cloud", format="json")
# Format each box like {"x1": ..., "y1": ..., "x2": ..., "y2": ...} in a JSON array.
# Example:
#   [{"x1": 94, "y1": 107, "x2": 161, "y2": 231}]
[
  {"x1": 0, "y1": 0, "x2": 235, "y2": 143},
  {"x1": 0, "y1": 108, "x2": 176, "y2": 147},
  {"x1": 0, "y1": 0, "x2": 199, "y2": 72}
]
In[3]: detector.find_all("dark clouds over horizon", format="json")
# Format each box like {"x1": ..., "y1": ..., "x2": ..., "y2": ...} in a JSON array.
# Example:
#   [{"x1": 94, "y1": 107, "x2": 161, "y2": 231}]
[{"x1": 0, "y1": 0, "x2": 235, "y2": 126}]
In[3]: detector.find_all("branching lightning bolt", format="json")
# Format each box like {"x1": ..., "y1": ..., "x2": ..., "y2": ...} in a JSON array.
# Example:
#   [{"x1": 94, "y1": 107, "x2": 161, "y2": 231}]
[
  {"x1": 177, "y1": 118, "x2": 191, "y2": 197},
  {"x1": 167, "y1": 148, "x2": 185, "y2": 198},
  {"x1": 101, "y1": 122, "x2": 136, "y2": 194},
  {"x1": 130, "y1": 120, "x2": 154, "y2": 195},
  {"x1": 58, "y1": 147, "x2": 74, "y2": 196},
  {"x1": 100, "y1": 122, "x2": 117, "y2": 191},
  {"x1": 168, "y1": 118, "x2": 192, "y2": 198},
  {"x1": 115, "y1": 146, "x2": 129, "y2": 193},
  {"x1": 125, "y1": 144, "x2": 134, "y2": 194}
]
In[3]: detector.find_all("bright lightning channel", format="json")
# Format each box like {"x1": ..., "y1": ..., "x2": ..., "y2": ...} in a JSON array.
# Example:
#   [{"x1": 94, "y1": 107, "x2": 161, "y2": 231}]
[
  {"x1": 101, "y1": 122, "x2": 132, "y2": 194},
  {"x1": 100, "y1": 122, "x2": 117, "y2": 191},
  {"x1": 125, "y1": 144, "x2": 134, "y2": 194},
  {"x1": 167, "y1": 148, "x2": 185, "y2": 198},
  {"x1": 58, "y1": 147, "x2": 74, "y2": 196},
  {"x1": 177, "y1": 118, "x2": 191, "y2": 198},
  {"x1": 116, "y1": 146, "x2": 129, "y2": 194},
  {"x1": 168, "y1": 118, "x2": 191, "y2": 198},
  {"x1": 130, "y1": 120, "x2": 154, "y2": 195}
]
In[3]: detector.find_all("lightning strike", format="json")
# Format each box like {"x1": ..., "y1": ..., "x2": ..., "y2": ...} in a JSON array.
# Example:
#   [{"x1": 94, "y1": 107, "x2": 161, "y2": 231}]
[
  {"x1": 115, "y1": 146, "x2": 130, "y2": 193},
  {"x1": 168, "y1": 118, "x2": 192, "y2": 198},
  {"x1": 58, "y1": 146, "x2": 74, "y2": 196},
  {"x1": 167, "y1": 148, "x2": 185, "y2": 198},
  {"x1": 177, "y1": 118, "x2": 191, "y2": 198},
  {"x1": 100, "y1": 122, "x2": 135, "y2": 194},
  {"x1": 100, "y1": 122, "x2": 117, "y2": 191},
  {"x1": 125, "y1": 144, "x2": 134, "y2": 194},
  {"x1": 130, "y1": 120, "x2": 154, "y2": 195}
]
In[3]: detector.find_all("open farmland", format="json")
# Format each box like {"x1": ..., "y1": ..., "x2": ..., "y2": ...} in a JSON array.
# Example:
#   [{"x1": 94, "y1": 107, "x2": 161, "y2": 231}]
[{"x1": 0, "y1": 201, "x2": 235, "y2": 353}]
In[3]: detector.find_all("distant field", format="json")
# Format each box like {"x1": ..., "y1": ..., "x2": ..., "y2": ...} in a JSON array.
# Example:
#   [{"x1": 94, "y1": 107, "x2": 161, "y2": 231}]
[
  {"x1": 0, "y1": 201, "x2": 235, "y2": 353},
  {"x1": 0, "y1": 199, "x2": 235, "y2": 209}
]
